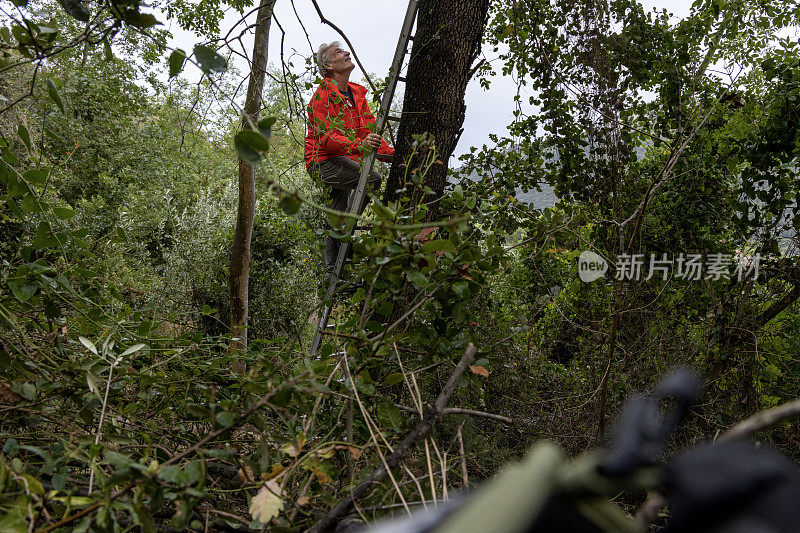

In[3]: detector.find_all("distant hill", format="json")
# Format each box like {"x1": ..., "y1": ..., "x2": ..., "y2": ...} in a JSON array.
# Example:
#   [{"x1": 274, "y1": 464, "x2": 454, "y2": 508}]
[{"x1": 452, "y1": 167, "x2": 559, "y2": 209}]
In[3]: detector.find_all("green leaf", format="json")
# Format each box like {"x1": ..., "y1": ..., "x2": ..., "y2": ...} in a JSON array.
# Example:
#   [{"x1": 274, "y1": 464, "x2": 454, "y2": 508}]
[
  {"x1": 46, "y1": 79, "x2": 64, "y2": 112},
  {"x1": 5, "y1": 175, "x2": 26, "y2": 197},
  {"x1": 120, "y1": 343, "x2": 146, "y2": 357},
  {"x1": 17, "y1": 124, "x2": 31, "y2": 151},
  {"x1": 215, "y1": 411, "x2": 236, "y2": 428},
  {"x1": 20, "y1": 383, "x2": 35, "y2": 401},
  {"x1": 377, "y1": 401, "x2": 402, "y2": 429},
  {"x1": 257, "y1": 116, "x2": 277, "y2": 138},
  {"x1": 168, "y1": 49, "x2": 186, "y2": 78},
  {"x1": 8, "y1": 281, "x2": 37, "y2": 302},
  {"x1": 20, "y1": 194, "x2": 40, "y2": 213},
  {"x1": 22, "y1": 475, "x2": 43, "y2": 495},
  {"x1": 237, "y1": 129, "x2": 270, "y2": 152},
  {"x1": 371, "y1": 201, "x2": 396, "y2": 221},
  {"x1": 279, "y1": 193, "x2": 301, "y2": 215},
  {"x1": 364, "y1": 320, "x2": 383, "y2": 334},
  {"x1": 194, "y1": 44, "x2": 227, "y2": 74},
  {"x1": 184, "y1": 460, "x2": 204, "y2": 486},
  {"x1": 376, "y1": 300, "x2": 393, "y2": 315},
  {"x1": 23, "y1": 168, "x2": 47, "y2": 185},
  {"x1": 234, "y1": 137, "x2": 260, "y2": 163},
  {"x1": 234, "y1": 130, "x2": 270, "y2": 163},
  {"x1": 186, "y1": 404, "x2": 211, "y2": 418},
  {"x1": 52, "y1": 473, "x2": 66, "y2": 490},
  {"x1": 2, "y1": 438, "x2": 19, "y2": 454},
  {"x1": 104, "y1": 450, "x2": 135, "y2": 470},
  {"x1": 59, "y1": 0, "x2": 90, "y2": 22},
  {"x1": 420, "y1": 239, "x2": 456, "y2": 253},
  {"x1": 158, "y1": 465, "x2": 188, "y2": 485},
  {"x1": 122, "y1": 12, "x2": 161, "y2": 28},
  {"x1": 406, "y1": 270, "x2": 429, "y2": 288},
  {"x1": 53, "y1": 207, "x2": 75, "y2": 220},
  {"x1": 383, "y1": 373, "x2": 404, "y2": 386},
  {"x1": 79, "y1": 336, "x2": 98, "y2": 355},
  {"x1": 452, "y1": 281, "x2": 470, "y2": 298},
  {"x1": 85, "y1": 372, "x2": 99, "y2": 395},
  {"x1": 205, "y1": 449, "x2": 235, "y2": 460}
]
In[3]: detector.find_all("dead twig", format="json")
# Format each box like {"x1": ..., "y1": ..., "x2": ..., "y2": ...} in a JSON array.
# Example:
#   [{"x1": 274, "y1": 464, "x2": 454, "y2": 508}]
[
  {"x1": 308, "y1": 343, "x2": 478, "y2": 533},
  {"x1": 457, "y1": 423, "x2": 469, "y2": 489},
  {"x1": 395, "y1": 404, "x2": 513, "y2": 425}
]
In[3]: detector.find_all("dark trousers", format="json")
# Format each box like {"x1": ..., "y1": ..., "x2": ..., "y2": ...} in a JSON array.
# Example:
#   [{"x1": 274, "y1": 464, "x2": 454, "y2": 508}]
[{"x1": 307, "y1": 156, "x2": 382, "y2": 276}]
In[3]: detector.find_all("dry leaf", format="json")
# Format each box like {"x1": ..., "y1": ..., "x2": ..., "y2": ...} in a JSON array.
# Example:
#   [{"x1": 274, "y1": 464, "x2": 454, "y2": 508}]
[
  {"x1": 417, "y1": 226, "x2": 439, "y2": 244},
  {"x1": 249, "y1": 480, "x2": 284, "y2": 524},
  {"x1": 335, "y1": 444, "x2": 363, "y2": 460},
  {"x1": 0, "y1": 382, "x2": 23, "y2": 405},
  {"x1": 238, "y1": 466, "x2": 255, "y2": 484},
  {"x1": 469, "y1": 365, "x2": 489, "y2": 378},
  {"x1": 261, "y1": 464, "x2": 285, "y2": 481},
  {"x1": 313, "y1": 446, "x2": 336, "y2": 459},
  {"x1": 456, "y1": 264, "x2": 473, "y2": 280},
  {"x1": 296, "y1": 496, "x2": 311, "y2": 506},
  {"x1": 309, "y1": 465, "x2": 332, "y2": 485},
  {"x1": 280, "y1": 434, "x2": 306, "y2": 457}
]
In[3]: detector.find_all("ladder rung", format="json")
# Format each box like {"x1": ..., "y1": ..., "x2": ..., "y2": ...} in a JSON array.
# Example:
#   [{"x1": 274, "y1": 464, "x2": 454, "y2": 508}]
[
  {"x1": 387, "y1": 115, "x2": 401, "y2": 122},
  {"x1": 408, "y1": 34, "x2": 414, "y2": 41},
  {"x1": 397, "y1": 76, "x2": 406, "y2": 83}
]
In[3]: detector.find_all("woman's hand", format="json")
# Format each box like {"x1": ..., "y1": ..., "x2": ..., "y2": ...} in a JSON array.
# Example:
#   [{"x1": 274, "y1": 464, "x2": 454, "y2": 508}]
[{"x1": 359, "y1": 133, "x2": 383, "y2": 149}]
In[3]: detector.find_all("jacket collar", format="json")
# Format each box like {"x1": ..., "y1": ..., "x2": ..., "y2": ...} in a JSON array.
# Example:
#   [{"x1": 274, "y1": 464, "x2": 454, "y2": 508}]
[{"x1": 323, "y1": 77, "x2": 366, "y2": 99}]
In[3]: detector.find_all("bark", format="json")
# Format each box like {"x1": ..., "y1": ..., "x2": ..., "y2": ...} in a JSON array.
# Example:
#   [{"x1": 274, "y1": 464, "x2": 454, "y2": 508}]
[
  {"x1": 229, "y1": 0, "x2": 276, "y2": 351},
  {"x1": 384, "y1": 0, "x2": 491, "y2": 213}
]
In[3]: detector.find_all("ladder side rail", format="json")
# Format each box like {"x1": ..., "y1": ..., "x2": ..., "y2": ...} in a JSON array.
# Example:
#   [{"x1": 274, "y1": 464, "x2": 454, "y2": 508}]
[
  {"x1": 345, "y1": 0, "x2": 418, "y2": 220},
  {"x1": 310, "y1": 0, "x2": 419, "y2": 355}
]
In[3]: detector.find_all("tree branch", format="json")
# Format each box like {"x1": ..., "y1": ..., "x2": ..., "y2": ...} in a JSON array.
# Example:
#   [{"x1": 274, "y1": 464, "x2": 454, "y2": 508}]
[
  {"x1": 308, "y1": 344, "x2": 478, "y2": 533},
  {"x1": 395, "y1": 404, "x2": 513, "y2": 424},
  {"x1": 720, "y1": 397, "x2": 800, "y2": 442},
  {"x1": 754, "y1": 280, "x2": 800, "y2": 329}
]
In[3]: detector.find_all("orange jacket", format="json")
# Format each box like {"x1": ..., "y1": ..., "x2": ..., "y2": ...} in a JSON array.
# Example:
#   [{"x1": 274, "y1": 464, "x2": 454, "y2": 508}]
[{"x1": 304, "y1": 78, "x2": 394, "y2": 168}]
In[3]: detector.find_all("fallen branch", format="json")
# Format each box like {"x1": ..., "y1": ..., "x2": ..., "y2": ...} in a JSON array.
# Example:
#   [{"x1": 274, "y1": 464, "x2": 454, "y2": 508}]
[
  {"x1": 395, "y1": 404, "x2": 513, "y2": 425},
  {"x1": 720, "y1": 397, "x2": 800, "y2": 442},
  {"x1": 308, "y1": 343, "x2": 478, "y2": 533}
]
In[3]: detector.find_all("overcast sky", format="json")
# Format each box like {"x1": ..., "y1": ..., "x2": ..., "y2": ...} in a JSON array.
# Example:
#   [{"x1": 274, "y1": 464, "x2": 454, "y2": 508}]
[{"x1": 169, "y1": 1, "x2": 692, "y2": 159}]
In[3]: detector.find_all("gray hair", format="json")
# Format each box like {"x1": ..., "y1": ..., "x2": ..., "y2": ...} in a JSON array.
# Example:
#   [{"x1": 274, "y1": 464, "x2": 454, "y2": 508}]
[{"x1": 316, "y1": 41, "x2": 341, "y2": 78}]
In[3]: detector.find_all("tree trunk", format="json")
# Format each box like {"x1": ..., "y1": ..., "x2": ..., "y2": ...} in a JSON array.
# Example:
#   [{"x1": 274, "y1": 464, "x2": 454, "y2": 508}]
[
  {"x1": 384, "y1": 0, "x2": 490, "y2": 213},
  {"x1": 229, "y1": 0, "x2": 276, "y2": 351}
]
